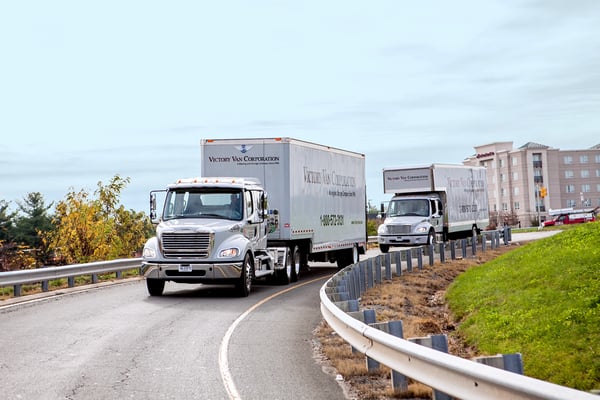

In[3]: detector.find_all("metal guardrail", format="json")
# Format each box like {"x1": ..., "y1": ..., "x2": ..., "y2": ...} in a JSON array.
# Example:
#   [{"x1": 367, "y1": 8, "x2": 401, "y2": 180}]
[
  {"x1": 0, "y1": 258, "x2": 142, "y2": 297},
  {"x1": 319, "y1": 241, "x2": 597, "y2": 399}
]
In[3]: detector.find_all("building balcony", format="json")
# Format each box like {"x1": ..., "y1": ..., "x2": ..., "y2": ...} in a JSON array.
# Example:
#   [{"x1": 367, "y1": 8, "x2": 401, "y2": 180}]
[
  {"x1": 534, "y1": 176, "x2": 544, "y2": 183},
  {"x1": 533, "y1": 160, "x2": 543, "y2": 168}
]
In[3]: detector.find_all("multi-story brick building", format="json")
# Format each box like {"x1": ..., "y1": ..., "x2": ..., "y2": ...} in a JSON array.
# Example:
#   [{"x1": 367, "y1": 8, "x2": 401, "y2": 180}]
[{"x1": 463, "y1": 142, "x2": 600, "y2": 228}]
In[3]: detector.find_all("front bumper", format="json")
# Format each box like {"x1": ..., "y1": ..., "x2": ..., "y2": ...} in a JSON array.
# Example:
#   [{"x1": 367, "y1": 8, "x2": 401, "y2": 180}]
[
  {"x1": 378, "y1": 234, "x2": 428, "y2": 246},
  {"x1": 142, "y1": 261, "x2": 243, "y2": 281}
]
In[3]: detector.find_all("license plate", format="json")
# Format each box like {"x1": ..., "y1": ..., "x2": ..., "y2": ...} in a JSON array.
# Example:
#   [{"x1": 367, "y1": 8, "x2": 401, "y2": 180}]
[{"x1": 179, "y1": 265, "x2": 192, "y2": 273}]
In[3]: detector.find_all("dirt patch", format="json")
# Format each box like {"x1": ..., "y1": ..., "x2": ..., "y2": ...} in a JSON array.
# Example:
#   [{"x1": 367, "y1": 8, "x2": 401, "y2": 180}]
[{"x1": 314, "y1": 245, "x2": 516, "y2": 399}]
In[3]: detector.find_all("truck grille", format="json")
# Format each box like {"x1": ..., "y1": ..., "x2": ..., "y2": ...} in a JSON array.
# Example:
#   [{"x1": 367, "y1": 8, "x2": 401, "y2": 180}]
[
  {"x1": 387, "y1": 224, "x2": 411, "y2": 235},
  {"x1": 161, "y1": 232, "x2": 212, "y2": 258}
]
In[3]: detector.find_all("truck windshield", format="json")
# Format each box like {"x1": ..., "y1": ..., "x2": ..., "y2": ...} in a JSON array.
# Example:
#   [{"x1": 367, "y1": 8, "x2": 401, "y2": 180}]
[
  {"x1": 387, "y1": 199, "x2": 430, "y2": 217},
  {"x1": 163, "y1": 189, "x2": 244, "y2": 221}
]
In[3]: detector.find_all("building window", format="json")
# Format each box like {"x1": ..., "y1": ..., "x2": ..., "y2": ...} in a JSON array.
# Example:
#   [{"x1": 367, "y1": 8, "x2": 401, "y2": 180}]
[
  {"x1": 582, "y1": 184, "x2": 591, "y2": 193},
  {"x1": 514, "y1": 202, "x2": 520, "y2": 210},
  {"x1": 595, "y1": 154, "x2": 600, "y2": 163},
  {"x1": 567, "y1": 199, "x2": 577, "y2": 207},
  {"x1": 597, "y1": 184, "x2": 600, "y2": 192},
  {"x1": 596, "y1": 169, "x2": 600, "y2": 178},
  {"x1": 502, "y1": 203, "x2": 508, "y2": 211},
  {"x1": 513, "y1": 187, "x2": 519, "y2": 195},
  {"x1": 500, "y1": 188, "x2": 506, "y2": 197},
  {"x1": 565, "y1": 170, "x2": 574, "y2": 179},
  {"x1": 500, "y1": 173, "x2": 506, "y2": 182},
  {"x1": 581, "y1": 170, "x2": 590, "y2": 178},
  {"x1": 564, "y1": 155, "x2": 573, "y2": 164},
  {"x1": 512, "y1": 157, "x2": 518, "y2": 166},
  {"x1": 566, "y1": 184, "x2": 575, "y2": 193},
  {"x1": 580, "y1": 155, "x2": 589, "y2": 164},
  {"x1": 499, "y1": 159, "x2": 505, "y2": 168},
  {"x1": 512, "y1": 172, "x2": 518, "y2": 181}
]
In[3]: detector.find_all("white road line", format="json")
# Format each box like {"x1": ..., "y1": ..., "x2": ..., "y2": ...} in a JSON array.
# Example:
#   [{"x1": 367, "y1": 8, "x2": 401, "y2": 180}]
[{"x1": 218, "y1": 276, "x2": 328, "y2": 400}]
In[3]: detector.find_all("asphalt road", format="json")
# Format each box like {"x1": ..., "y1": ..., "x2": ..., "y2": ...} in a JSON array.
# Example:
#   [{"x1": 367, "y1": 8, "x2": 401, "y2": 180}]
[
  {"x1": 0, "y1": 230, "x2": 558, "y2": 400},
  {"x1": 0, "y1": 265, "x2": 349, "y2": 400}
]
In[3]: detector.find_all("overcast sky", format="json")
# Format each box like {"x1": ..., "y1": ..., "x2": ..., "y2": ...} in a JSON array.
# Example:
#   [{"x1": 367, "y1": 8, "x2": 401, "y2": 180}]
[{"x1": 2, "y1": 0, "x2": 600, "y2": 213}]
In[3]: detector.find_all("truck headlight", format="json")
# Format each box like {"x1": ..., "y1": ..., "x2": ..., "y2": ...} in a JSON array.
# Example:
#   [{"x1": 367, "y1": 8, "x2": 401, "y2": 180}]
[
  {"x1": 377, "y1": 224, "x2": 387, "y2": 235},
  {"x1": 143, "y1": 247, "x2": 156, "y2": 259},
  {"x1": 415, "y1": 226, "x2": 428, "y2": 233},
  {"x1": 219, "y1": 248, "x2": 239, "y2": 258}
]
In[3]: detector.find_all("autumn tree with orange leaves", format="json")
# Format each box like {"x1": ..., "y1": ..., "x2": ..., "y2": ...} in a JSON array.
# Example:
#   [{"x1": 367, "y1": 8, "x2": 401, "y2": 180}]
[{"x1": 42, "y1": 175, "x2": 153, "y2": 264}]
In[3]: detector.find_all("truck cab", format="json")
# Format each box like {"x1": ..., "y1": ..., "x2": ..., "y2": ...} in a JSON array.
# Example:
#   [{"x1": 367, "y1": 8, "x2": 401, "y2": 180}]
[
  {"x1": 141, "y1": 177, "x2": 290, "y2": 297},
  {"x1": 378, "y1": 194, "x2": 444, "y2": 251}
]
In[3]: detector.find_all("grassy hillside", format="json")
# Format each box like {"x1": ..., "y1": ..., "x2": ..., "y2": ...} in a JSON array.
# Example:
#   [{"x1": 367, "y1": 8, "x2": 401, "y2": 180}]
[{"x1": 447, "y1": 222, "x2": 600, "y2": 391}]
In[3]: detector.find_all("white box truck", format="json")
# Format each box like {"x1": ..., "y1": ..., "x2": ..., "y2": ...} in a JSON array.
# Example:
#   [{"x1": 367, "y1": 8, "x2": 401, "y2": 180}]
[
  {"x1": 141, "y1": 137, "x2": 366, "y2": 296},
  {"x1": 377, "y1": 164, "x2": 489, "y2": 252}
]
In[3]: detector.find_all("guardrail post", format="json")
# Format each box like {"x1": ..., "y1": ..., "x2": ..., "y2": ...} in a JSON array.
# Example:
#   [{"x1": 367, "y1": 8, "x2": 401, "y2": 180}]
[
  {"x1": 503, "y1": 226, "x2": 511, "y2": 245},
  {"x1": 334, "y1": 299, "x2": 359, "y2": 313},
  {"x1": 394, "y1": 251, "x2": 402, "y2": 276},
  {"x1": 375, "y1": 256, "x2": 382, "y2": 284},
  {"x1": 13, "y1": 284, "x2": 21, "y2": 297},
  {"x1": 384, "y1": 253, "x2": 392, "y2": 280},
  {"x1": 450, "y1": 241, "x2": 456, "y2": 260},
  {"x1": 481, "y1": 232, "x2": 487, "y2": 252},
  {"x1": 370, "y1": 320, "x2": 408, "y2": 391},
  {"x1": 348, "y1": 309, "x2": 376, "y2": 356},
  {"x1": 367, "y1": 259, "x2": 374, "y2": 289},
  {"x1": 91, "y1": 273, "x2": 98, "y2": 284},
  {"x1": 116, "y1": 271, "x2": 123, "y2": 279},
  {"x1": 428, "y1": 244, "x2": 434, "y2": 266},
  {"x1": 461, "y1": 239, "x2": 467, "y2": 259},
  {"x1": 438, "y1": 242, "x2": 445, "y2": 263},
  {"x1": 471, "y1": 235, "x2": 477, "y2": 256},
  {"x1": 68, "y1": 276, "x2": 75, "y2": 287},
  {"x1": 405, "y1": 249, "x2": 412, "y2": 272},
  {"x1": 417, "y1": 247, "x2": 423, "y2": 270},
  {"x1": 41, "y1": 280, "x2": 49, "y2": 292},
  {"x1": 473, "y1": 353, "x2": 523, "y2": 375},
  {"x1": 359, "y1": 261, "x2": 367, "y2": 295},
  {"x1": 408, "y1": 334, "x2": 451, "y2": 400},
  {"x1": 351, "y1": 267, "x2": 360, "y2": 300}
]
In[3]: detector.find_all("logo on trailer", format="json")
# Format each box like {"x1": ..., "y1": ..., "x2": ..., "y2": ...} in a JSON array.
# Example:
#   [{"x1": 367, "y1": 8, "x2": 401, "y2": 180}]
[{"x1": 235, "y1": 145, "x2": 253, "y2": 154}]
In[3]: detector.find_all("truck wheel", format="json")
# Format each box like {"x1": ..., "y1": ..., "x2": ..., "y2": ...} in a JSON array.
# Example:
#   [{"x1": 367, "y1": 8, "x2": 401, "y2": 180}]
[
  {"x1": 351, "y1": 244, "x2": 359, "y2": 264},
  {"x1": 379, "y1": 244, "x2": 389, "y2": 253},
  {"x1": 146, "y1": 279, "x2": 165, "y2": 296},
  {"x1": 290, "y1": 246, "x2": 301, "y2": 283},
  {"x1": 427, "y1": 230, "x2": 436, "y2": 246},
  {"x1": 236, "y1": 253, "x2": 254, "y2": 297},
  {"x1": 276, "y1": 249, "x2": 292, "y2": 285},
  {"x1": 336, "y1": 246, "x2": 358, "y2": 269}
]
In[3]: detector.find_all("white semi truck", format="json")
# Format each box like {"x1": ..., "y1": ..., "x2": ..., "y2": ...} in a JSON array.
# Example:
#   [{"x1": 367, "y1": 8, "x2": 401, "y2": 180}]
[
  {"x1": 377, "y1": 164, "x2": 489, "y2": 252},
  {"x1": 141, "y1": 137, "x2": 366, "y2": 296}
]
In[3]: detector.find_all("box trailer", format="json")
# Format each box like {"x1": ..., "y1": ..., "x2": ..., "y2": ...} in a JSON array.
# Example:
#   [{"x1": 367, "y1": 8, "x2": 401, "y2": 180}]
[
  {"x1": 200, "y1": 138, "x2": 367, "y2": 272},
  {"x1": 377, "y1": 164, "x2": 489, "y2": 251}
]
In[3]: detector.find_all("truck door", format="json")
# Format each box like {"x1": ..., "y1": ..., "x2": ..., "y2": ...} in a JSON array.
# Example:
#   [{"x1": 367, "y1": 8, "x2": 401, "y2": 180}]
[
  {"x1": 431, "y1": 199, "x2": 443, "y2": 232},
  {"x1": 244, "y1": 190, "x2": 267, "y2": 251}
]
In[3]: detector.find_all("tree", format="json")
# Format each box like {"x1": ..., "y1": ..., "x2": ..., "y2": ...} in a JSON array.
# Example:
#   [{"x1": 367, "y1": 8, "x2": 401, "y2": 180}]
[
  {"x1": 0, "y1": 200, "x2": 15, "y2": 242},
  {"x1": 13, "y1": 193, "x2": 54, "y2": 265},
  {"x1": 43, "y1": 175, "x2": 152, "y2": 264}
]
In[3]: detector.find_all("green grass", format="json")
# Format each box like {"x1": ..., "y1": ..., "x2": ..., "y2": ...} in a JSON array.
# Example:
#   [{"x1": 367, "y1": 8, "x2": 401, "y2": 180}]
[{"x1": 447, "y1": 222, "x2": 600, "y2": 391}]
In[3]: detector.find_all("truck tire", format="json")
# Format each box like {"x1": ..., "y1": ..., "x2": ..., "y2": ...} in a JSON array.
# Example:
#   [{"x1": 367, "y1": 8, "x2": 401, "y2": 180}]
[
  {"x1": 276, "y1": 249, "x2": 292, "y2": 285},
  {"x1": 379, "y1": 244, "x2": 389, "y2": 253},
  {"x1": 236, "y1": 253, "x2": 254, "y2": 297},
  {"x1": 290, "y1": 245, "x2": 301, "y2": 283},
  {"x1": 427, "y1": 230, "x2": 436, "y2": 246},
  {"x1": 336, "y1": 246, "x2": 359, "y2": 269},
  {"x1": 146, "y1": 279, "x2": 165, "y2": 296}
]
